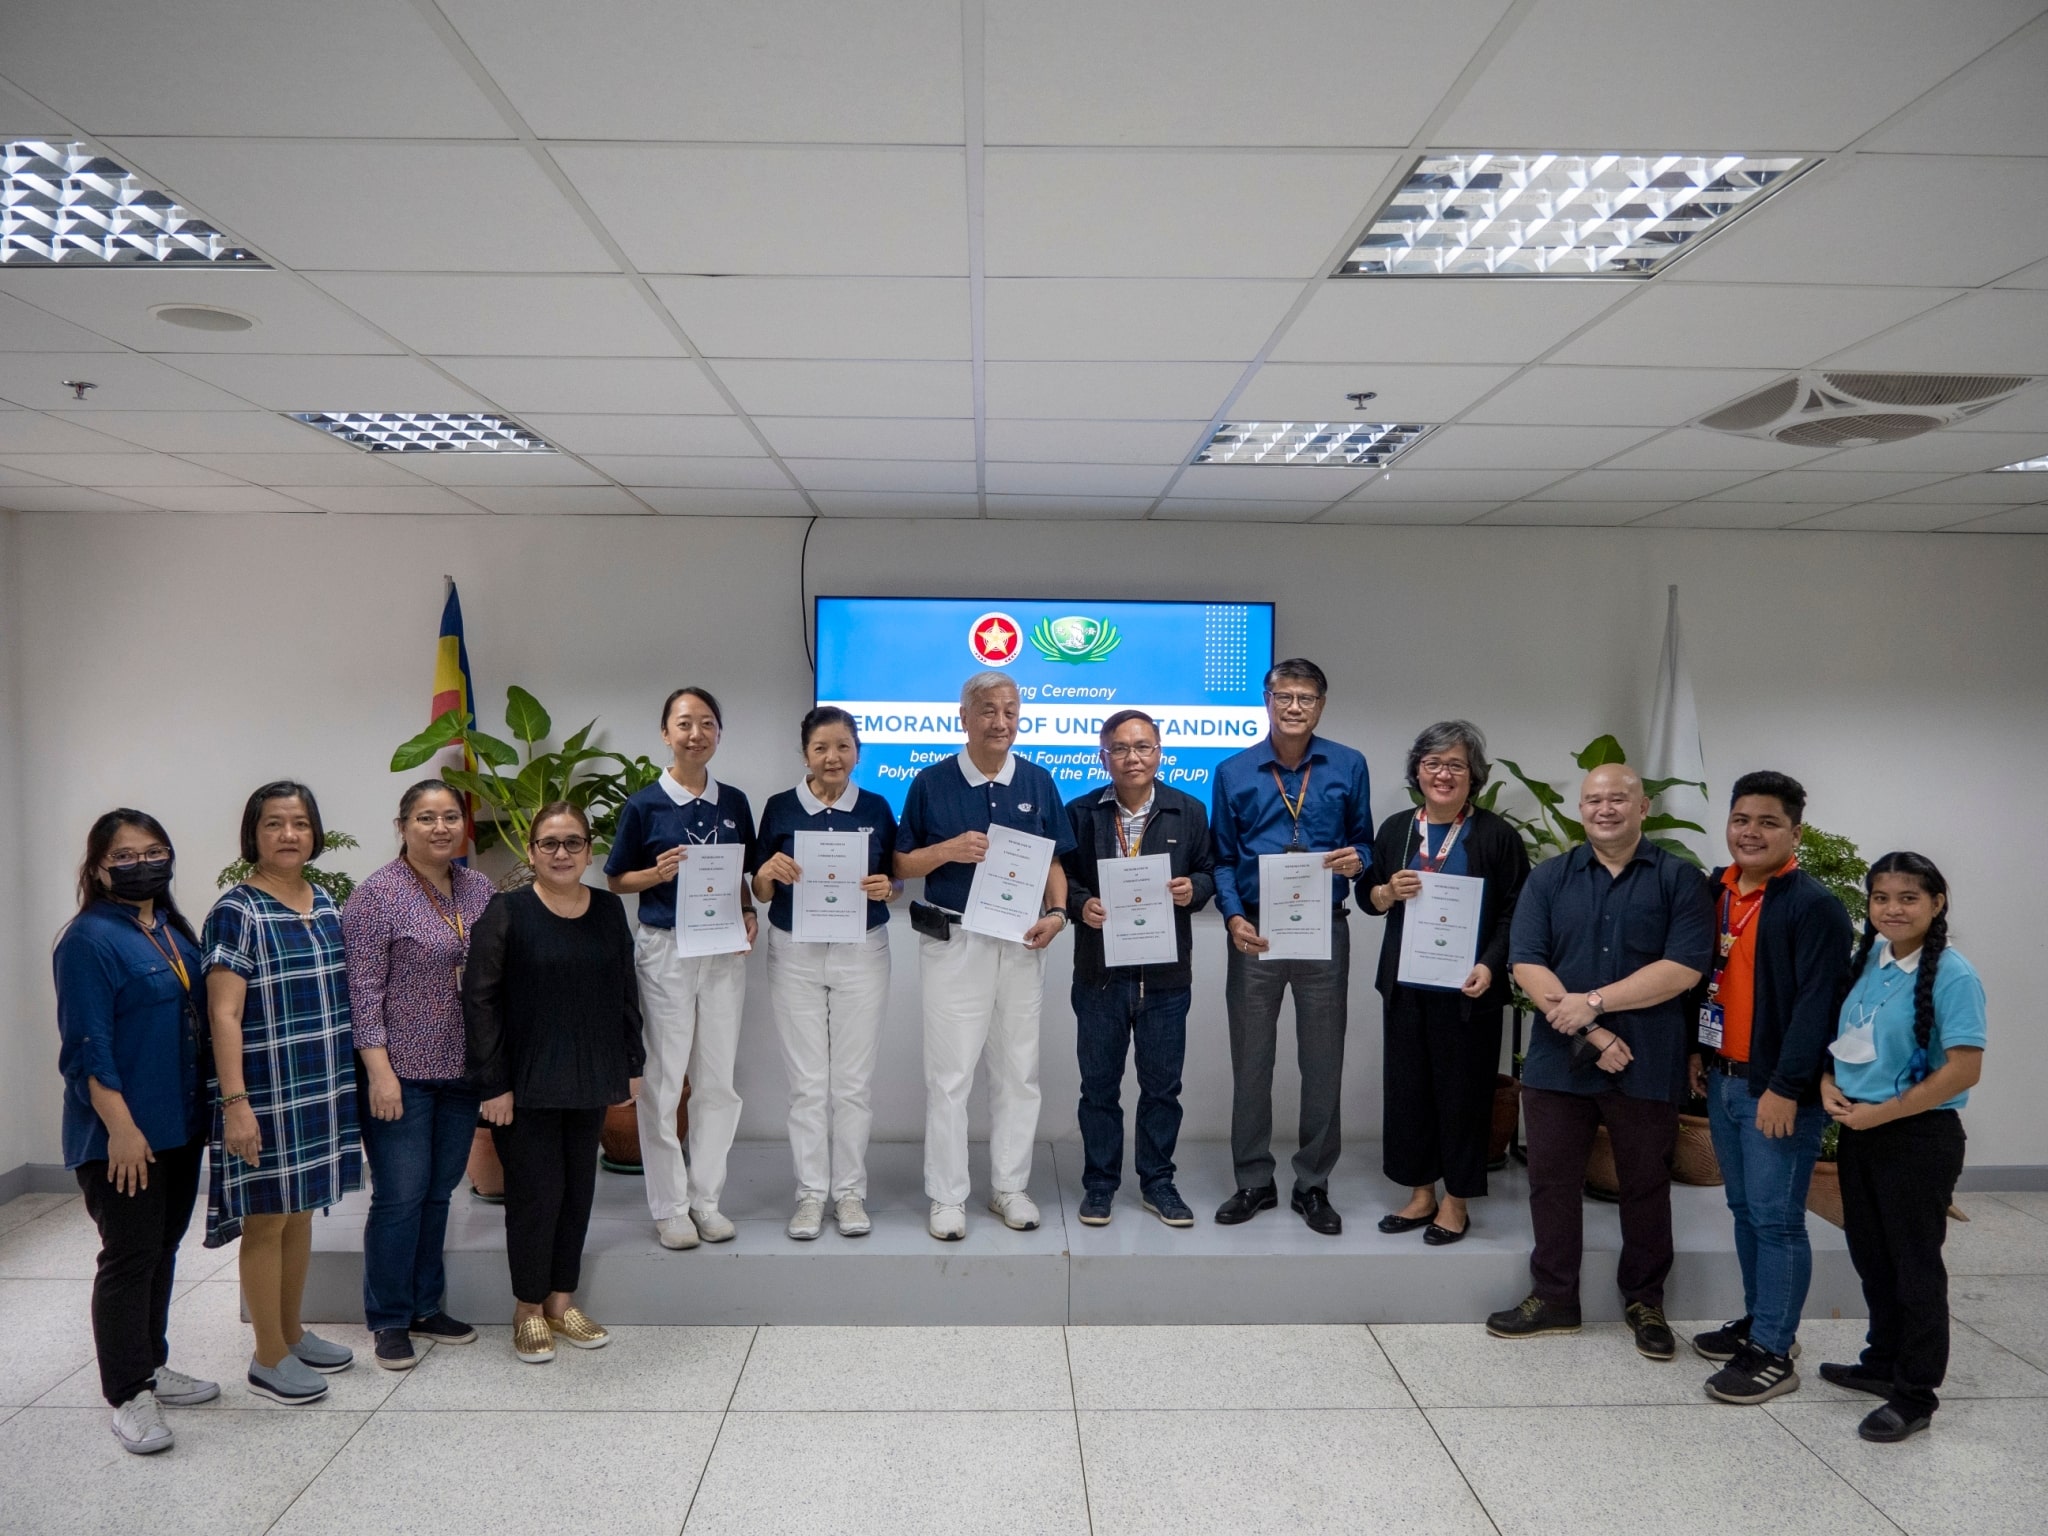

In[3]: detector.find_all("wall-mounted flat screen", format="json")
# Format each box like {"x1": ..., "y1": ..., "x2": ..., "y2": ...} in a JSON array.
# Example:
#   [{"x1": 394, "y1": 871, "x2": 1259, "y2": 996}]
[{"x1": 814, "y1": 597, "x2": 1276, "y2": 815}]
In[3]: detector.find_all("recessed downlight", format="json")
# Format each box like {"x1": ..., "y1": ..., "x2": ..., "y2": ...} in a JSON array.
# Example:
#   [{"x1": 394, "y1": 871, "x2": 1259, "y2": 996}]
[{"x1": 152, "y1": 303, "x2": 255, "y2": 332}]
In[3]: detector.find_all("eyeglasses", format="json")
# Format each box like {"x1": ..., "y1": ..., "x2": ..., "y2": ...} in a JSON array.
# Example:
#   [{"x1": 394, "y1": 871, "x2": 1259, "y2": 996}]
[
  {"x1": 533, "y1": 837, "x2": 590, "y2": 856},
  {"x1": 1266, "y1": 691, "x2": 1324, "y2": 709},
  {"x1": 1104, "y1": 743, "x2": 1159, "y2": 760},
  {"x1": 104, "y1": 846, "x2": 172, "y2": 868},
  {"x1": 408, "y1": 811, "x2": 466, "y2": 827},
  {"x1": 1418, "y1": 758, "x2": 1471, "y2": 778}
]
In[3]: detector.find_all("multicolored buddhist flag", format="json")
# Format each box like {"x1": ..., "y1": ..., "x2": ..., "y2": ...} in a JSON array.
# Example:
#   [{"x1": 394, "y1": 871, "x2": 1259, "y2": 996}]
[{"x1": 430, "y1": 580, "x2": 478, "y2": 857}]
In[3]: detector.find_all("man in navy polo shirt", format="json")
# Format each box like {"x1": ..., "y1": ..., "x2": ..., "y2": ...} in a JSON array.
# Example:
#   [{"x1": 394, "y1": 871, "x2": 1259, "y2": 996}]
[
  {"x1": 1209, "y1": 658, "x2": 1372, "y2": 1236},
  {"x1": 895, "y1": 671, "x2": 1074, "y2": 1242},
  {"x1": 1490, "y1": 762, "x2": 1715, "y2": 1360}
]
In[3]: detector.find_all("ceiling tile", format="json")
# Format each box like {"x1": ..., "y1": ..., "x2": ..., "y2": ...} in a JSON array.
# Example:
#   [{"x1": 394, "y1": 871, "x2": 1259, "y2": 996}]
[
  {"x1": 1867, "y1": 473, "x2": 2048, "y2": 505},
  {"x1": 1862, "y1": 19, "x2": 2048, "y2": 155},
  {"x1": 1998, "y1": 257, "x2": 2048, "y2": 290},
  {"x1": 1171, "y1": 464, "x2": 1379, "y2": 501},
  {"x1": 1670, "y1": 156, "x2": 2048, "y2": 289},
  {"x1": 51, "y1": 411, "x2": 354, "y2": 453},
  {"x1": 1527, "y1": 469, "x2": 1767, "y2": 501},
  {"x1": 431, "y1": 358, "x2": 730, "y2": 416},
  {"x1": 0, "y1": 487, "x2": 156, "y2": 513},
  {"x1": 308, "y1": 275, "x2": 682, "y2": 356},
  {"x1": 1273, "y1": 280, "x2": 1627, "y2": 365},
  {"x1": 0, "y1": 0, "x2": 510, "y2": 135},
  {"x1": 0, "y1": 353, "x2": 257, "y2": 412},
  {"x1": 0, "y1": 414, "x2": 149, "y2": 454},
  {"x1": 983, "y1": 463, "x2": 1174, "y2": 497},
  {"x1": 1399, "y1": 424, "x2": 1659, "y2": 470},
  {"x1": 111, "y1": 140, "x2": 617, "y2": 275},
  {"x1": 584, "y1": 456, "x2": 793, "y2": 490},
  {"x1": 804, "y1": 491, "x2": 979, "y2": 518},
  {"x1": 787, "y1": 459, "x2": 978, "y2": 494},
  {"x1": 518, "y1": 414, "x2": 760, "y2": 457},
  {"x1": 1704, "y1": 470, "x2": 1959, "y2": 503},
  {"x1": 1819, "y1": 291, "x2": 2048, "y2": 374},
  {"x1": 984, "y1": 280, "x2": 1298, "y2": 362},
  {"x1": 0, "y1": 294, "x2": 125, "y2": 353},
  {"x1": 714, "y1": 361, "x2": 972, "y2": 418},
  {"x1": 1463, "y1": 367, "x2": 1782, "y2": 426},
  {"x1": 0, "y1": 75, "x2": 68, "y2": 138},
  {"x1": 179, "y1": 452, "x2": 428, "y2": 486},
  {"x1": 453, "y1": 485, "x2": 650, "y2": 515},
  {"x1": 397, "y1": 453, "x2": 607, "y2": 487},
  {"x1": 985, "y1": 1, "x2": 1511, "y2": 147},
  {"x1": 441, "y1": 0, "x2": 964, "y2": 142},
  {"x1": 160, "y1": 354, "x2": 489, "y2": 413},
  {"x1": 1474, "y1": 502, "x2": 1676, "y2": 525},
  {"x1": 118, "y1": 486, "x2": 320, "y2": 513},
  {"x1": 985, "y1": 420, "x2": 1208, "y2": 464},
  {"x1": 1435, "y1": 0, "x2": 2042, "y2": 148},
  {"x1": 755, "y1": 417, "x2": 976, "y2": 461},
  {"x1": 651, "y1": 278, "x2": 969, "y2": 360},
  {"x1": 1941, "y1": 505, "x2": 2048, "y2": 533},
  {"x1": 284, "y1": 485, "x2": 488, "y2": 515},
  {"x1": 0, "y1": 270, "x2": 405, "y2": 355},
  {"x1": 984, "y1": 150, "x2": 1397, "y2": 278},
  {"x1": 1552, "y1": 284, "x2": 1958, "y2": 369},
  {"x1": 553, "y1": 146, "x2": 968, "y2": 276},
  {"x1": 1599, "y1": 430, "x2": 1833, "y2": 471},
  {"x1": 635, "y1": 487, "x2": 815, "y2": 516},
  {"x1": 984, "y1": 495, "x2": 1151, "y2": 520},
  {"x1": 1319, "y1": 501, "x2": 1501, "y2": 524},
  {"x1": 1153, "y1": 498, "x2": 1329, "y2": 522},
  {"x1": 0, "y1": 465, "x2": 61, "y2": 488},
  {"x1": 1354, "y1": 467, "x2": 1573, "y2": 501},
  {"x1": 1231, "y1": 363, "x2": 1518, "y2": 421},
  {"x1": 1626, "y1": 503, "x2": 1820, "y2": 529},
  {"x1": 1806, "y1": 432, "x2": 2048, "y2": 474},
  {"x1": 1790, "y1": 504, "x2": 1993, "y2": 532},
  {"x1": 0, "y1": 452, "x2": 242, "y2": 487},
  {"x1": 984, "y1": 361, "x2": 1242, "y2": 419}
]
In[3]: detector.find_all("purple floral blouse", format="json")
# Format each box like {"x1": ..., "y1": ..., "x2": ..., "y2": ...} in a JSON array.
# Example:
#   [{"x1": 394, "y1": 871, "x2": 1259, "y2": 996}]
[{"x1": 341, "y1": 858, "x2": 497, "y2": 1081}]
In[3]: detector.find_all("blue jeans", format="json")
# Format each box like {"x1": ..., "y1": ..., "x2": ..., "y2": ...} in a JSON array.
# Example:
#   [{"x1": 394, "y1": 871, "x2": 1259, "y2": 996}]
[
  {"x1": 360, "y1": 1076, "x2": 480, "y2": 1333},
  {"x1": 1073, "y1": 976, "x2": 1190, "y2": 1196},
  {"x1": 1706, "y1": 1069, "x2": 1825, "y2": 1356}
]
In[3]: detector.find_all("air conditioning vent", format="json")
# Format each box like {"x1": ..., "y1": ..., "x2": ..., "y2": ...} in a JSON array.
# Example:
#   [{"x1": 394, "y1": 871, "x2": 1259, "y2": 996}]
[{"x1": 1699, "y1": 371, "x2": 2035, "y2": 447}]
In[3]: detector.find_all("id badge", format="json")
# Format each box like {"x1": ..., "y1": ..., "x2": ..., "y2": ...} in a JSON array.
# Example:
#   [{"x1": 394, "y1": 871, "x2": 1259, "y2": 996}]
[{"x1": 1698, "y1": 1002, "x2": 1724, "y2": 1050}]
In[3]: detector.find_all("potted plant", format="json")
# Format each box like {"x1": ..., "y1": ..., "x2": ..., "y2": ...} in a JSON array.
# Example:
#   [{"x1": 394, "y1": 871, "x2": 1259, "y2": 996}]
[{"x1": 216, "y1": 830, "x2": 363, "y2": 904}]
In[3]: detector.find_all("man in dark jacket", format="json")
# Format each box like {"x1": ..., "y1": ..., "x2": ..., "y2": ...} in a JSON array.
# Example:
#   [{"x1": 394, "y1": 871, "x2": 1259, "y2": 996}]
[
  {"x1": 1688, "y1": 770, "x2": 1852, "y2": 1404},
  {"x1": 1061, "y1": 709, "x2": 1216, "y2": 1228}
]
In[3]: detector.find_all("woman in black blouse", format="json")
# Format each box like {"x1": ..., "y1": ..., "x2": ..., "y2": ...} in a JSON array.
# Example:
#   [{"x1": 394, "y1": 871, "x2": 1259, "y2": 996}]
[{"x1": 466, "y1": 803, "x2": 644, "y2": 1365}]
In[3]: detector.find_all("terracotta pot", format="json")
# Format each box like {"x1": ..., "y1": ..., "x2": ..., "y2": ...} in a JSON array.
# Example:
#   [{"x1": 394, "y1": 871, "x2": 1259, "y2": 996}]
[
  {"x1": 1585, "y1": 1125, "x2": 1621, "y2": 1197},
  {"x1": 1807, "y1": 1159, "x2": 1845, "y2": 1227},
  {"x1": 1487, "y1": 1075, "x2": 1519, "y2": 1165},
  {"x1": 1672, "y1": 1112, "x2": 1723, "y2": 1187},
  {"x1": 598, "y1": 1078, "x2": 690, "y2": 1173},
  {"x1": 466, "y1": 1126, "x2": 504, "y2": 1198}
]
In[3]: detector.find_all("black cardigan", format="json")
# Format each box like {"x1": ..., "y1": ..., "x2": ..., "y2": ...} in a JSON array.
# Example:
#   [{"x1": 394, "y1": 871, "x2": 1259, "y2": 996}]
[
  {"x1": 1358, "y1": 805, "x2": 1529, "y2": 1012},
  {"x1": 1686, "y1": 865, "x2": 1854, "y2": 1104},
  {"x1": 1061, "y1": 781, "x2": 1216, "y2": 990}
]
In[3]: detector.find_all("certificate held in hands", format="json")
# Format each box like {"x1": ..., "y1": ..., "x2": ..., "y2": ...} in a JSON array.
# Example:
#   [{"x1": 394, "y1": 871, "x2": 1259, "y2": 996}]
[
  {"x1": 1396, "y1": 872, "x2": 1483, "y2": 989},
  {"x1": 1257, "y1": 852, "x2": 1330, "y2": 961},
  {"x1": 676, "y1": 845, "x2": 748, "y2": 957},
  {"x1": 792, "y1": 829, "x2": 867, "y2": 944},
  {"x1": 1102, "y1": 852, "x2": 1175, "y2": 969},
  {"x1": 961, "y1": 826, "x2": 1055, "y2": 944}
]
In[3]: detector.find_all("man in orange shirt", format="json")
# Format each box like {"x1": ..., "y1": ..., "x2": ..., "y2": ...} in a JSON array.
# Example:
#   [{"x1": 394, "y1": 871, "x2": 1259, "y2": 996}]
[{"x1": 1688, "y1": 772, "x2": 1853, "y2": 1404}]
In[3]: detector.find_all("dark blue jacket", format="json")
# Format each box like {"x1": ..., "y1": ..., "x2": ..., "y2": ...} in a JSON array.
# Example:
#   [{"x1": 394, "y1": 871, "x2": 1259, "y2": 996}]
[{"x1": 1061, "y1": 781, "x2": 1216, "y2": 990}]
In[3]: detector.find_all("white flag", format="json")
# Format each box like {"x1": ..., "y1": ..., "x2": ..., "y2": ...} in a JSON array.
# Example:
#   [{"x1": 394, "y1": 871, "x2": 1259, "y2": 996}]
[{"x1": 1645, "y1": 585, "x2": 1711, "y2": 861}]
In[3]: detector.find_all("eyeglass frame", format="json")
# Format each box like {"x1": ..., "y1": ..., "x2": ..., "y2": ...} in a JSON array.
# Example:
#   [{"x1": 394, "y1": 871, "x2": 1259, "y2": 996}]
[
  {"x1": 532, "y1": 836, "x2": 591, "y2": 856},
  {"x1": 103, "y1": 846, "x2": 173, "y2": 869},
  {"x1": 1265, "y1": 689, "x2": 1325, "y2": 710}
]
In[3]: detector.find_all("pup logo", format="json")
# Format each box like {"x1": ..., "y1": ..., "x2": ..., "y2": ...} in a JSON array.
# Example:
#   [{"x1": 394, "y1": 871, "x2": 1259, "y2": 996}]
[
  {"x1": 968, "y1": 612, "x2": 1021, "y2": 666},
  {"x1": 1031, "y1": 614, "x2": 1121, "y2": 665}
]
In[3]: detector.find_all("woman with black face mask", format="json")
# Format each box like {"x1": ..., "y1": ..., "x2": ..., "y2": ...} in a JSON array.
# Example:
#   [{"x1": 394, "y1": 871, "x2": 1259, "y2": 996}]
[{"x1": 54, "y1": 810, "x2": 218, "y2": 1456}]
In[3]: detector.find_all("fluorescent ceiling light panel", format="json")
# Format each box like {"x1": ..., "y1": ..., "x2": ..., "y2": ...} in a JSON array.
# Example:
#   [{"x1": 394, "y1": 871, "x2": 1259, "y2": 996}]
[
  {"x1": 1338, "y1": 152, "x2": 1812, "y2": 278},
  {"x1": 289, "y1": 412, "x2": 555, "y2": 454},
  {"x1": 1198, "y1": 421, "x2": 1432, "y2": 467},
  {"x1": 1992, "y1": 456, "x2": 2048, "y2": 472},
  {"x1": 2, "y1": 140, "x2": 267, "y2": 267}
]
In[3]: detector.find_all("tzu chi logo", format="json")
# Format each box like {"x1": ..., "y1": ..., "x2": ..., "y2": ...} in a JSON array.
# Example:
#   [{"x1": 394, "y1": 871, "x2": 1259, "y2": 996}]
[{"x1": 968, "y1": 611, "x2": 1022, "y2": 666}]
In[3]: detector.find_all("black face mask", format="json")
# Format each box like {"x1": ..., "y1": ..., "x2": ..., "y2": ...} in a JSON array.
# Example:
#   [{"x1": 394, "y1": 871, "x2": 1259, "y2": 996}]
[{"x1": 105, "y1": 858, "x2": 174, "y2": 903}]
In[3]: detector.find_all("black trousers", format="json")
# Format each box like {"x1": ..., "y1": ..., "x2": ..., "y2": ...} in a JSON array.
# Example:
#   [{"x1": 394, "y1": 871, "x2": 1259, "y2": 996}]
[
  {"x1": 1838, "y1": 1109, "x2": 1967, "y2": 1417},
  {"x1": 493, "y1": 1107, "x2": 604, "y2": 1305},
  {"x1": 1522, "y1": 1086, "x2": 1678, "y2": 1308},
  {"x1": 76, "y1": 1138, "x2": 204, "y2": 1406},
  {"x1": 1381, "y1": 987, "x2": 1503, "y2": 1199}
]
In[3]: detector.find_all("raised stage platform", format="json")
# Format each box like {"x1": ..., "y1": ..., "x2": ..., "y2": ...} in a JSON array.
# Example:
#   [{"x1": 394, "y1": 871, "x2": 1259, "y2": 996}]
[{"x1": 300, "y1": 1139, "x2": 1865, "y2": 1326}]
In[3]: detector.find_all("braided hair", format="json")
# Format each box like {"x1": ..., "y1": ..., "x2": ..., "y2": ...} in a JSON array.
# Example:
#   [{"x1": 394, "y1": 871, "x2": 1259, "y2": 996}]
[{"x1": 1850, "y1": 851, "x2": 1950, "y2": 1061}]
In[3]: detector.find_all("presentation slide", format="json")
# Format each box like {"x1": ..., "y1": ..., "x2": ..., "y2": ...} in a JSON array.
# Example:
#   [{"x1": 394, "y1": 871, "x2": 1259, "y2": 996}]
[{"x1": 814, "y1": 597, "x2": 1276, "y2": 815}]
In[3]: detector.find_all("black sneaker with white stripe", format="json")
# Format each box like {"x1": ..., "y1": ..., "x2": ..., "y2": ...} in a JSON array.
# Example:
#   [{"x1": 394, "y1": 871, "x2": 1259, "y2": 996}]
[{"x1": 1705, "y1": 1343, "x2": 1800, "y2": 1404}]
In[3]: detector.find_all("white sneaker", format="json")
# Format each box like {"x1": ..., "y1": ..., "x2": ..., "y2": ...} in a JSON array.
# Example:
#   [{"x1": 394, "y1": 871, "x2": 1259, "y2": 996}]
[
  {"x1": 928, "y1": 1201, "x2": 967, "y2": 1241},
  {"x1": 692, "y1": 1206, "x2": 737, "y2": 1243},
  {"x1": 835, "y1": 1195, "x2": 871, "y2": 1237},
  {"x1": 988, "y1": 1190, "x2": 1041, "y2": 1231},
  {"x1": 656, "y1": 1214, "x2": 700, "y2": 1250},
  {"x1": 111, "y1": 1390, "x2": 173, "y2": 1455},
  {"x1": 152, "y1": 1365, "x2": 220, "y2": 1405},
  {"x1": 787, "y1": 1196, "x2": 824, "y2": 1241}
]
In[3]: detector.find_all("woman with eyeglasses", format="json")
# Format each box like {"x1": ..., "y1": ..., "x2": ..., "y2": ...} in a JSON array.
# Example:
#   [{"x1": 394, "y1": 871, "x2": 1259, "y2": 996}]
[
  {"x1": 749, "y1": 706, "x2": 900, "y2": 1241},
  {"x1": 1819, "y1": 853, "x2": 1986, "y2": 1444},
  {"x1": 54, "y1": 810, "x2": 218, "y2": 1454},
  {"x1": 1360, "y1": 721, "x2": 1529, "y2": 1246},
  {"x1": 467, "y1": 804, "x2": 644, "y2": 1365},
  {"x1": 202, "y1": 780, "x2": 362, "y2": 1406},
  {"x1": 340, "y1": 779, "x2": 495, "y2": 1371}
]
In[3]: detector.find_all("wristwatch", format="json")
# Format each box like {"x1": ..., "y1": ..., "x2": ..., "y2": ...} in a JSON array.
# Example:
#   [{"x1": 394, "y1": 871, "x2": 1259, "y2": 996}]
[{"x1": 1586, "y1": 991, "x2": 1606, "y2": 1015}]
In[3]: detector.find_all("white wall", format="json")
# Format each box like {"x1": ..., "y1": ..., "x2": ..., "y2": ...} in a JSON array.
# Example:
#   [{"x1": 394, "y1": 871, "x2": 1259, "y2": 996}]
[
  {"x1": 7, "y1": 511, "x2": 2046, "y2": 1173},
  {"x1": 0, "y1": 509, "x2": 33, "y2": 1175}
]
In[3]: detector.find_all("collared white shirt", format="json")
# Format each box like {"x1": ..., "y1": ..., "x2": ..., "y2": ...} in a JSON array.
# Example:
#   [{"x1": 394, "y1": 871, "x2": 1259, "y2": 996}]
[
  {"x1": 956, "y1": 749, "x2": 1017, "y2": 787},
  {"x1": 1878, "y1": 938, "x2": 1923, "y2": 975},
  {"x1": 1100, "y1": 784, "x2": 1156, "y2": 856},
  {"x1": 795, "y1": 778, "x2": 855, "y2": 816},
  {"x1": 657, "y1": 768, "x2": 719, "y2": 807}
]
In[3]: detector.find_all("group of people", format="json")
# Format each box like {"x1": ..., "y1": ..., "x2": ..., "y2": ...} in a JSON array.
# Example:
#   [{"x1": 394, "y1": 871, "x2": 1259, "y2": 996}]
[{"x1": 53, "y1": 662, "x2": 1987, "y2": 1456}]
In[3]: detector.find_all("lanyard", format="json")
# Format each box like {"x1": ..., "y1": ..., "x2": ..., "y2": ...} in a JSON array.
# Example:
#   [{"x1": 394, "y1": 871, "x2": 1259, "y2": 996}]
[
  {"x1": 1270, "y1": 763, "x2": 1312, "y2": 850},
  {"x1": 1112, "y1": 800, "x2": 1152, "y2": 859},
  {"x1": 1412, "y1": 810, "x2": 1466, "y2": 873},
  {"x1": 134, "y1": 912, "x2": 191, "y2": 992},
  {"x1": 406, "y1": 859, "x2": 467, "y2": 945},
  {"x1": 1716, "y1": 885, "x2": 1763, "y2": 961}
]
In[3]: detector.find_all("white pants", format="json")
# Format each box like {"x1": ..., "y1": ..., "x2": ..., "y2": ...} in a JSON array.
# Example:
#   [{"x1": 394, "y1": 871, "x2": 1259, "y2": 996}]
[
  {"x1": 634, "y1": 926, "x2": 747, "y2": 1220},
  {"x1": 919, "y1": 927, "x2": 1045, "y2": 1205},
  {"x1": 765, "y1": 924, "x2": 890, "y2": 1201}
]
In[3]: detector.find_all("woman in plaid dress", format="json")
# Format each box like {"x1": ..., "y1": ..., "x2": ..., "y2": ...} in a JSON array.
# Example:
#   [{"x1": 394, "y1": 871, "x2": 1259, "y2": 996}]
[{"x1": 202, "y1": 781, "x2": 362, "y2": 1405}]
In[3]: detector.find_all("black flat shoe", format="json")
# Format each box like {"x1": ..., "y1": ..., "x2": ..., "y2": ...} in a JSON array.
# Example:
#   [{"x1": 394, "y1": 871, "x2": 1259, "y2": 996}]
[
  {"x1": 1215, "y1": 1185, "x2": 1279, "y2": 1225},
  {"x1": 1377, "y1": 1208, "x2": 1438, "y2": 1234},
  {"x1": 1291, "y1": 1186, "x2": 1342, "y2": 1236},
  {"x1": 1423, "y1": 1219, "x2": 1469, "y2": 1246},
  {"x1": 1858, "y1": 1404, "x2": 1932, "y2": 1443}
]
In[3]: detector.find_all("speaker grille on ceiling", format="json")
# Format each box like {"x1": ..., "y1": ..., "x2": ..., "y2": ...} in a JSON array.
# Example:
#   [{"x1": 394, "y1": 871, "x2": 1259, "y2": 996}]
[{"x1": 1698, "y1": 371, "x2": 2037, "y2": 445}]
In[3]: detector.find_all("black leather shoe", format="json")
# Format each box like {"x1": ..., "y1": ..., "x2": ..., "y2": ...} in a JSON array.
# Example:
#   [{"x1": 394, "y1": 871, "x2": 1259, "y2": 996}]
[
  {"x1": 1291, "y1": 1186, "x2": 1342, "y2": 1235},
  {"x1": 1858, "y1": 1403, "x2": 1932, "y2": 1443},
  {"x1": 1625, "y1": 1302, "x2": 1677, "y2": 1361},
  {"x1": 1376, "y1": 1208, "x2": 1438, "y2": 1234},
  {"x1": 1423, "y1": 1218, "x2": 1469, "y2": 1246},
  {"x1": 1820, "y1": 1361, "x2": 1892, "y2": 1398},
  {"x1": 1215, "y1": 1185, "x2": 1279, "y2": 1225}
]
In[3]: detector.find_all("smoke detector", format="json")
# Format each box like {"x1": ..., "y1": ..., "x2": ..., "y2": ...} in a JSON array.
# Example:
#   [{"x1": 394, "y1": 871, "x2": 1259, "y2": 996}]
[{"x1": 1697, "y1": 371, "x2": 2034, "y2": 448}]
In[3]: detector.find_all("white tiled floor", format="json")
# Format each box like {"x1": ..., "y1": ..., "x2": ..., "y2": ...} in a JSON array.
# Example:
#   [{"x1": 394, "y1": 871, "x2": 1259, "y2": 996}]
[{"x1": 3, "y1": 1187, "x2": 2046, "y2": 1535}]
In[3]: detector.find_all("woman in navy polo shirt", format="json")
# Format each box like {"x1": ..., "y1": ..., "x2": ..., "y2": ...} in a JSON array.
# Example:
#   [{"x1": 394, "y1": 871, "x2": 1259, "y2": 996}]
[
  {"x1": 749, "y1": 707, "x2": 900, "y2": 1241},
  {"x1": 54, "y1": 810, "x2": 218, "y2": 1455},
  {"x1": 604, "y1": 686, "x2": 757, "y2": 1250}
]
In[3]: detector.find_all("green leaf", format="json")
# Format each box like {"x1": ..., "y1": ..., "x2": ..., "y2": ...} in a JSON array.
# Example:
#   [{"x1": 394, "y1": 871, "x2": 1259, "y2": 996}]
[
  {"x1": 512, "y1": 759, "x2": 552, "y2": 810},
  {"x1": 1641, "y1": 775, "x2": 1708, "y2": 800},
  {"x1": 1553, "y1": 811, "x2": 1585, "y2": 842},
  {"x1": 438, "y1": 767, "x2": 500, "y2": 806},
  {"x1": 1574, "y1": 734, "x2": 1627, "y2": 769},
  {"x1": 560, "y1": 719, "x2": 595, "y2": 757},
  {"x1": 1640, "y1": 812, "x2": 1707, "y2": 835},
  {"x1": 1498, "y1": 758, "x2": 1564, "y2": 809},
  {"x1": 504, "y1": 685, "x2": 551, "y2": 744},
  {"x1": 1405, "y1": 786, "x2": 1424, "y2": 806},
  {"x1": 390, "y1": 708, "x2": 470, "y2": 771},
  {"x1": 1649, "y1": 835, "x2": 1704, "y2": 867},
  {"x1": 464, "y1": 728, "x2": 520, "y2": 768},
  {"x1": 1474, "y1": 782, "x2": 1501, "y2": 811}
]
